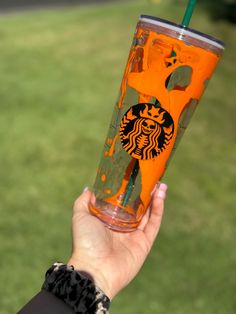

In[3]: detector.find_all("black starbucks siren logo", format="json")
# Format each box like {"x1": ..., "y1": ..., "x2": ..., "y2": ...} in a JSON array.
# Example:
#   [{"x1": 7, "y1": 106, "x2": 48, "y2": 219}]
[{"x1": 120, "y1": 103, "x2": 174, "y2": 160}]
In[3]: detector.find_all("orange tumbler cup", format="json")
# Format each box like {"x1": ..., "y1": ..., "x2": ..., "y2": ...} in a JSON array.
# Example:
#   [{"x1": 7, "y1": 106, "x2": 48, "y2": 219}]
[{"x1": 89, "y1": 15, "x2": 224, "y2": 232}]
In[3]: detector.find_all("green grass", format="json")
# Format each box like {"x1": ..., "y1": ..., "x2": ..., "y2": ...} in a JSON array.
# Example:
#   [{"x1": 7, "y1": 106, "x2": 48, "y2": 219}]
[{"x1": 0, "y1": 1, "x2": 235, "y2": 313}]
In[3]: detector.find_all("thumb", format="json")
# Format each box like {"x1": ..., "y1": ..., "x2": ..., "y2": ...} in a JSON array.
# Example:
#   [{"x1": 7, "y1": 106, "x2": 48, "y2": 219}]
[{"x1": 73, "y1": 187, "x2": 92, "y2": 216}]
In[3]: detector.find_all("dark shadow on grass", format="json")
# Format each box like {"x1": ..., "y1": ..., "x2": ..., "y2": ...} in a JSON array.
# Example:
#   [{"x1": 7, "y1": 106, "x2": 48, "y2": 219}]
[{"x1": 0, "y1": 0, "x2": 126, "y2": 15}]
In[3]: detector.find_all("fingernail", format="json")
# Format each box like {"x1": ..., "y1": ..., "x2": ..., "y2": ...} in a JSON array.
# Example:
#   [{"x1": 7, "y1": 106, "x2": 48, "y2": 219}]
[
  {"x1": 157, "y1": 190, "x2": 166, "y2": 200},
  {"x1": 83, "y1": 187, "x2": 89, "y2": 193},
  {"x1": 159, "y1": 183, "x2": 168, "y2": 192}
]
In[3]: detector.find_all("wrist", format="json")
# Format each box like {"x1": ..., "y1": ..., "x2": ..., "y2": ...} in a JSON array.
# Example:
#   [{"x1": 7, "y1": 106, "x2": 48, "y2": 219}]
[{"x1": 67, "y1": 257, "x2": 113, "y2": 299}]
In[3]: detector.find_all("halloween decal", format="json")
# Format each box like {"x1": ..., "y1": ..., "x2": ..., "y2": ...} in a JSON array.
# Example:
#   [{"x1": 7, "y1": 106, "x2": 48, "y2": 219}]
[{"x1": 120, "y1": 103, "x2": 174, "y2": 160}]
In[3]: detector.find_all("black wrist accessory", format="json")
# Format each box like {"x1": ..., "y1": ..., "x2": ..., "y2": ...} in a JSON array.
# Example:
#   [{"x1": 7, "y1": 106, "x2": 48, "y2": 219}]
[{"x1": 42, "y1": 262, "x2": 110, "y2": 314}]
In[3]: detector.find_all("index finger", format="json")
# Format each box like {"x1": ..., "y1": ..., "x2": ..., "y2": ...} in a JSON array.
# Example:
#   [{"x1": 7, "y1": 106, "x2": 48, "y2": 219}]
[{"x1": 143, "y1": 183, "x2": 167, "y2": 247}]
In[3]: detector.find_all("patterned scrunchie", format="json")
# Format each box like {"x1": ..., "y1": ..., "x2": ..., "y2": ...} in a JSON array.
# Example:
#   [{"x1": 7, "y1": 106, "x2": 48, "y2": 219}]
[{"x1": 42, "y1": 263, "x2": 110, "y2": 314}]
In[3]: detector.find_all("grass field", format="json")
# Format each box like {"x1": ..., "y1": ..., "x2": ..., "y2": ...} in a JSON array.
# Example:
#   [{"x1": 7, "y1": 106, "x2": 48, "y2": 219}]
[{"x1": 0, "y1": 1, "x2": 235, "y2": 313}]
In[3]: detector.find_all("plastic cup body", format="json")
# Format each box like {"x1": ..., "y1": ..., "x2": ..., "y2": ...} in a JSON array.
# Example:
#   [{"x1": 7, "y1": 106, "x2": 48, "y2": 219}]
[{"x1": 89, "y1": 15, "x2": 224, "y2": 232}]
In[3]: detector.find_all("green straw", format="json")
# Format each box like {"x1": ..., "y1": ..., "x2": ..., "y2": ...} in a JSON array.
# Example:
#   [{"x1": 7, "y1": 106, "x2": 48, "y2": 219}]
[{"x1": 182, "y1": 0, "x2": 197, "y2": 27}]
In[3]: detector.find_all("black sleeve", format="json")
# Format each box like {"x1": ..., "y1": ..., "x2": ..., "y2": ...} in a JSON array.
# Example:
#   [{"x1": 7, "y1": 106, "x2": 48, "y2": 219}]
[{"x1": 18, "y1": 290, "x2": 75, "y2": 314}]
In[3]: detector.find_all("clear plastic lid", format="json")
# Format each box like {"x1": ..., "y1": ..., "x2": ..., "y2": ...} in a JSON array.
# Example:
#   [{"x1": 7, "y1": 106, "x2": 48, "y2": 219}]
[{"x1": 139, "y1": 15, "x2": 225, "y2": 55}]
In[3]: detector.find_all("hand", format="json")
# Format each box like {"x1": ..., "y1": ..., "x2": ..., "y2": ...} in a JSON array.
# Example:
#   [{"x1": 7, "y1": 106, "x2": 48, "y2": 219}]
[{"x1": 68, "y1": 183, "x2": 168, "y2": 299}]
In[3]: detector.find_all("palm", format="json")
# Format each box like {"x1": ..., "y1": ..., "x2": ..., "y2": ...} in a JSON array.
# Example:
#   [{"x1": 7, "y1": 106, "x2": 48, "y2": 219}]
[{"x1": 69, "y1": 188, "x2": 165, "y2": 299}]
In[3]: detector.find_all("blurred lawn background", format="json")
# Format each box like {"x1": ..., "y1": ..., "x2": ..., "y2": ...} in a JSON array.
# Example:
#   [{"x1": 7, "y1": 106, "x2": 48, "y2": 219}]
[{"x1": 0, "y1": 0, "x2": 235, "y2": 313}]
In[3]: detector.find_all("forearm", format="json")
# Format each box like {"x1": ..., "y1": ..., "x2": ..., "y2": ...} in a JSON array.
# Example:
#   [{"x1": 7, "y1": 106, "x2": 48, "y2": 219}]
[{"x1": 18, "y1": 290, "x2": 75, "y2": 314}]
